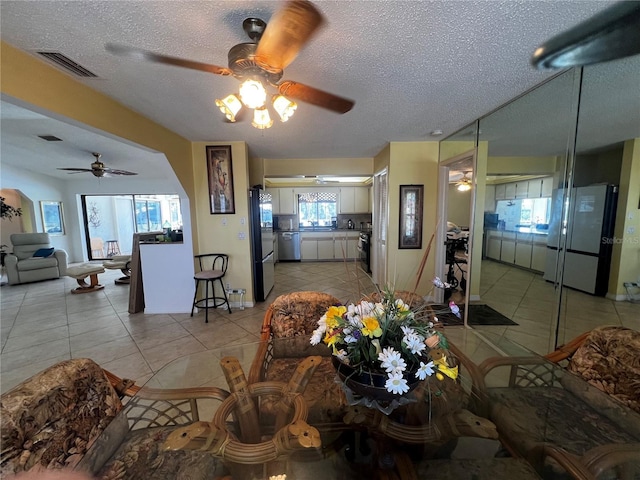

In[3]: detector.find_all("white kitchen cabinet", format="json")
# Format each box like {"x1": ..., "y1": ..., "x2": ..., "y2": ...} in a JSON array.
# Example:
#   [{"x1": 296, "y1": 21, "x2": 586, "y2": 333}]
[
  {"x1": 527, "y1": 179, "x2": 542, "y2": 198},
  {"x1": 486, "y1": 231, "x2": 502, "y2": 260},
  {"x1": 515, "y1": 182, "x2": 528, "y2": 199},
  {"x1": 300, "y1": 238, "x2": 318, "y2": 260},
  {"x1": 531, "y1": 244, "x2": 547, "y2": 272},
  {"x1": 495, "y1": 184, "x2": 506, "y2": 200},
  {"x1": 504, "y1": 183, "x2": 516, "y2": 200},
  {"x1": 515, "y1": 233, "x2": 533, "y2": 268},
  {"x1": 317, "y1": 237, "x2": 334, "y2": 260},
  {"x1": 500, "y1": 233, "x2": 516, "y2": 263},
  {"x1": 340, "y1": 187, "x2": 371, "y2": 213},
  {"x1": 334, "y1": 232, "x2": 359, "y2": 260},
  {"x1": 278, "y1": 188, "x2": 297, "y2": 214},
  {"x1": 541, "y1": 177, "x2": 554, "y2": 197},
  {"x1": 266, "y1": 188, "x2": 281, "y2": 214}
]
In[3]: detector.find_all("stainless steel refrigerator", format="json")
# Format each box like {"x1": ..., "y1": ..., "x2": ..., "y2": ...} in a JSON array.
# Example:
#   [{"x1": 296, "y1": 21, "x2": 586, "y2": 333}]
[
  {"x1": 249, "y1": 187, "x2": 275, "y2": 302},
  {"x1": 544, "y1": 184, "x2": 618, "y2": 295}
]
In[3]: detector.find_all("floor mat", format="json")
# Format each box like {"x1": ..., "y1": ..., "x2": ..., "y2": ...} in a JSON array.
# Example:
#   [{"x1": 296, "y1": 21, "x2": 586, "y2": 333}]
[{"x1": 432, "y1": 304, "x2": 518, "y2": 326}]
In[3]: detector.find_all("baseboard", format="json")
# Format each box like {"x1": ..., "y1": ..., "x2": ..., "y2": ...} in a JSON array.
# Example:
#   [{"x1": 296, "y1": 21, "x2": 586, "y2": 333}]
[{"x1": 469, "y1": 294, "x2": 481, "y2": 302}]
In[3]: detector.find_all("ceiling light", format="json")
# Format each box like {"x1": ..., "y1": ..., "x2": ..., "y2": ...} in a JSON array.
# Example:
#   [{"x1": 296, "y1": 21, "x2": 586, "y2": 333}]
[
  {"x1": 457, "y1": 179, "x2": 472, "y2": 191},
  {"x1": 215, "y1": 94, "x2": 242, "y2": 122},
  {"x1": 272, "y1": 95, "x2": 297, "y2": 122},
  {"x1": 430, "y1": 129, "x2": 443, "y2": 136},
  {"x1": 238, "y1": 79, "x2": 267, "y2": 109},
  {"x1": 252, "y1": 107, "x2": 273, "y2": 130}
]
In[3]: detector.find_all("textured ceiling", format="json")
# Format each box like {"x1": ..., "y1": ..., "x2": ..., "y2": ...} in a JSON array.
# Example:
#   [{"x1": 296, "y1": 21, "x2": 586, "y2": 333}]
[{"x1": 0, "y1": 0, "x2": 627, "y2": 181}]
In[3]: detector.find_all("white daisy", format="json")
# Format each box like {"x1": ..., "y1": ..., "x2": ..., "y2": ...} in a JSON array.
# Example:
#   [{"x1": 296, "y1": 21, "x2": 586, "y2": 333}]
[
  {"x1": 310, "y1": 326, "x2": 325, "y2": 345},
  {"x1": 404, "y1": 335, "x2": 426, "y2": 355},
  {"x1": 385, "y1": 372, "x2": 410, "y2": 394},
  {"x1": 379, "y1": 349, "x2": 407, "y2": 373},
  {"x1": 401, "y1": 325, "x2": 416, "y2": 337},
  {"x1": 335, "y1": 349, "x2": 349, "y2": 364},
  {"x1": 378, "y1": 346, "x2": 396, "y2": 363},
  {"x1": 416, "y1": 361, "x2": 435, "y2": 380}
]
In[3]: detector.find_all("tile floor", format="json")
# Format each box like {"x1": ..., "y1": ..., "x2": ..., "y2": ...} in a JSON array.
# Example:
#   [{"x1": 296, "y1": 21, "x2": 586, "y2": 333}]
[{"x1": 1, "y1": 260, "x2": 638, "y2": 394}]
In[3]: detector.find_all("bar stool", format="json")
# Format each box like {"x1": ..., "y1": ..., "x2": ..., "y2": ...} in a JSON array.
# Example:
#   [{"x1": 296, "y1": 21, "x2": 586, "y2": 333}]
[
  {"x1": 190, "y1": 253, "x2": 232, "y2": 323},
  {"x1": 105, "y1": 240, "x2": 121, "y2": 257}
]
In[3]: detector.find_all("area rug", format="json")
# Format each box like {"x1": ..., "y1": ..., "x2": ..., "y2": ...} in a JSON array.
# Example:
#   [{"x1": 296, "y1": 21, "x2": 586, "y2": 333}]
[{"x1": 431, "y1": 304, "x2": 518, "y2": 326}]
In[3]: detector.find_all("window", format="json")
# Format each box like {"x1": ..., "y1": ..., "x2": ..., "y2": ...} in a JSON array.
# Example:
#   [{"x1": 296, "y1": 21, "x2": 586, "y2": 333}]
[{"x1": 298, "y1": 192, "x2": 337, "y2": 227}]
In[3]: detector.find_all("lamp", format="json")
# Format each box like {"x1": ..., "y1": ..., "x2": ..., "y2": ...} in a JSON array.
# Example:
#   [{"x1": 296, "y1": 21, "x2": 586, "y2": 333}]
[
  {"x1": 456, "y1": 179, "x2": 472, "y2": 192},
  {"x1": 215, "y1": 94, "x2": 242, "y2": 122},
  {"x1": 215, "y1": 77, "x2": 296, "y2": 129},
  {"x1": 252, "y1": 106, "x2": 274, "y2": 130}
]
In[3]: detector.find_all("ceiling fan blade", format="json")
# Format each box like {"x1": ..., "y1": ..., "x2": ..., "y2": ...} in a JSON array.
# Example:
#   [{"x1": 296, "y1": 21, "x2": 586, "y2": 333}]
[
  {"x1": 105, "y1": 43, "x2": 233, "y2": 76},
  {"x1": 57, "y1": 168, "x2": 93, "y2": 173},
  {"x1": 255, "y1": 0, "x2": 325, "y2": 73},
  {"x1": 104, "y1": 168, "x2": 138, "y2": 176},
  {"x1": 278, "y1": 81, "x2": 354, "y2": 114}
]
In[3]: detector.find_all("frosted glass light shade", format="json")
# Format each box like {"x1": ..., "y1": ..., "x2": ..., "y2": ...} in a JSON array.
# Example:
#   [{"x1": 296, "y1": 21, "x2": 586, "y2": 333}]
[
  {"x1": 272, "y1": 95, "x2": 297, "y2": 122},
  {"x1": 215, "y1": 94, "x2": 242, "y2": 122},
  {"x1": 457, "y1": 181, "x2": 472, "y2": 192},
  {"x1": 239, "y1": 79, "x2": 267, "y2": 109},
  {"x1": 252, "y1": 107, "x2": 273, "y2": 129}
]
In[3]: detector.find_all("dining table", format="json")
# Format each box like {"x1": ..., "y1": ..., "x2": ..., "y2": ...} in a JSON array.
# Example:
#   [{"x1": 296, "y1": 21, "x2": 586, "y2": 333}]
[{"x1": 83, "y1": 329, "x2": 604, "y2": 479}]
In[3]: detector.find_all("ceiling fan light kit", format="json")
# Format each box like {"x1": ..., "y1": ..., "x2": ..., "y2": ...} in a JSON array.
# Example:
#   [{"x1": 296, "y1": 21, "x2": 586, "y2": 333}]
[{"x1": 106, "y1": 0, "x2": 354, "y2": 132}]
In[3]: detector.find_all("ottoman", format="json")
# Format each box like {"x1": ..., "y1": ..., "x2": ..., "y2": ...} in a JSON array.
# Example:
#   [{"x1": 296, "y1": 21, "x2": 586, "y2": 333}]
[
  {"x1": 67, "y1": 263, "x2": 105, "y2": 293},
  {"x1": 103, "y1": 255, "x2": 131, "y2": 285}
]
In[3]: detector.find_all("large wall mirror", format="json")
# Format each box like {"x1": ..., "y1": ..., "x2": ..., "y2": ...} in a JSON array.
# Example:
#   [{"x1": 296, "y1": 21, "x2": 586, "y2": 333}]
[{"x1": 440, "y1": 55, "x2": 640, "y2": 353}]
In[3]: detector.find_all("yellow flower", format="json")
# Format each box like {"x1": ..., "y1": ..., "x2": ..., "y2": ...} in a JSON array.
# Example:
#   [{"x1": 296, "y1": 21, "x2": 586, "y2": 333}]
[
  {"x1": 325, "y1": 306, "x2": 346, "y2": 329},
  {"x1": 361, "y1": 316, "x2": 382, "y2": 338}
]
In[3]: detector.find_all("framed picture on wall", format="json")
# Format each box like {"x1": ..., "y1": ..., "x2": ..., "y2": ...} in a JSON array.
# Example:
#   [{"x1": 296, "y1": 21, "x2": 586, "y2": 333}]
[
  {"x1": 206, "y1": 145, "x2": 235, "y2": 214},
  {"x1": 398, "y1": 185, "x2": 423, "y2": 249},
  {"x1": 40, "y1": 201, "x2": 65, "y2": 236}
]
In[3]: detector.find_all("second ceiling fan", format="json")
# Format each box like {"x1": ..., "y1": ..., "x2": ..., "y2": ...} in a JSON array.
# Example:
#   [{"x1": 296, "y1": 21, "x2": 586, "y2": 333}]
[{"x1": 106, "y1": 0, "x2": 354, "y2": 129}]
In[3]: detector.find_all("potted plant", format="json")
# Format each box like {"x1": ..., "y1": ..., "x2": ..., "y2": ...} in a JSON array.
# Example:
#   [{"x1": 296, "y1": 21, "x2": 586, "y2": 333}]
[{"x1": 1, "y1": 197, "x2": 22, "y2": 267}]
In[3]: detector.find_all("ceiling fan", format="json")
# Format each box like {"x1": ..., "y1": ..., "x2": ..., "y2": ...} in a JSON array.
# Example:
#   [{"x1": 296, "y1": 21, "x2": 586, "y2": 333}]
[
  {"x1": 456, "y1": 173, "x2": 472, "y2": 192},
  {"x1": 105, "y1": 0, "x2": 354, "y2": 129},
  {"x1": 57, "y1": 153, "x2": 138, "y2": 178}
]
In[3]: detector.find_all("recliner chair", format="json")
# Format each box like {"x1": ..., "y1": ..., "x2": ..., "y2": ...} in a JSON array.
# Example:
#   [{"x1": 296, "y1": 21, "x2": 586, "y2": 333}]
[{"x1": 4, "y1": 233, "x2": 68, "y2": 285}]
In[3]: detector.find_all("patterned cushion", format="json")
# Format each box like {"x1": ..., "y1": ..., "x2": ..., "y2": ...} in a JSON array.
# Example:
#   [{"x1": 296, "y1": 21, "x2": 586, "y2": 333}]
[
  {"x1": 488, "y1": 386, "x2": 640, "y2": 457},
  {"x1": 264, "y1": 356, "x2": 348, "y2": 424},
  {"x1": 0, "y1": 359, "x2": 122, "y2": 475},
  {"x1": 97, "y1": 426, "x2": 224, "y2": 480},
  {"x1": 568, "y1": 325, "x2": 640, "y2": 414},
  {"x1": 270, "y1": 292, "x2": 341, "y2": 358}
]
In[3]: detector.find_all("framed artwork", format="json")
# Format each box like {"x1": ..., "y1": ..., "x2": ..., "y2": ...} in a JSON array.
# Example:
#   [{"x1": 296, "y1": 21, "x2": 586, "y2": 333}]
[
  {"x1": 398, "y1": 185, "x2": 423, "y2": 249},
  {"x1": 206, "y1": 145, "x2": 235, "y2": 214},
  {"x1": 40, "y1": 201, "x2": 65, "y2": 235}
]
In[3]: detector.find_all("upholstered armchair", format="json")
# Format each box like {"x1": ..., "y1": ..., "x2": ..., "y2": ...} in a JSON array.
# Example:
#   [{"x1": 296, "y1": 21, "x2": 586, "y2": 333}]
[
  {"x1": 4, "y1": 233, "x2": 68, "y2": 285},
  {"x1": 0, "y1": 358, "x2": 230, "y2": 479}
]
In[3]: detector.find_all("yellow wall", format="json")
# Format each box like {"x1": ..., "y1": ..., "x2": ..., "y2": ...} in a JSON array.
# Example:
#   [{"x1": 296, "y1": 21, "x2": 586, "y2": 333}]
[
  {"x1": 440, "y1": 141, "x2": 475, "y2": 162},
  {"x1": 374, "y1": 144, "x2": 390, "y2": 174},
  {"x1": 608, "y1": 138, "x2": 640, "y2": 297},
  {"x1": 0, "y1": 41, "x2": 199, "y2": 247},
  {"x1": 487, "y1": 156, "x2": 557, "y2": 175},
  {"x1": 387, "y1": 142, "x2": 439, "y2": 296},
  {"x1": 264, "y1": 157, "x2": 373, "y2": 176},
  {"x1": 191, "y1": 142, "x2": 253, "y2": 298}
]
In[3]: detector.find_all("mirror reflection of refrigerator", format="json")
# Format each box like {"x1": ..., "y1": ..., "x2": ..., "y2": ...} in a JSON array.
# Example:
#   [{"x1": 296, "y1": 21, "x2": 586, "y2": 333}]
[
  {"x1": 544, "y1": 184, "x2": 617, "y2": 295},
  {"x1": 249, "y1": 187, "x2": 274, "y2": 302}
]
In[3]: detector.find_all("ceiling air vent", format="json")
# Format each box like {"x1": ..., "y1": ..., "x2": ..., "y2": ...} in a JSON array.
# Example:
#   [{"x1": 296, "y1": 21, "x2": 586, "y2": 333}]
[
  {"x1": 38, "y1": 135, "x2": 62, "y2": 142},
  {"x1": 36, "y1": 51, "x2": 98, "y2": 78}
]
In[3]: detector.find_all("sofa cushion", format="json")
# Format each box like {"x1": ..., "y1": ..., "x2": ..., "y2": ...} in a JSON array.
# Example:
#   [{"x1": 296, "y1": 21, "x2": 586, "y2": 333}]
[
  {"x1": 17, "y1": 256, "x2": 59, "y2": 271},
  {"x1": 33, "y1": 247, "x2": 55, "y2": 258},
  {"x1": 488, "y1": 386, "x2": 639, "y2": 458},
  {"x1": 96, "y1": 426, "x2": 225, "y2": 480},
  {"x1": 567, "y1": 325, "x2": 640, "y2": 414},
  {"x1": 0, "y1": 359, "x2": 123, "y2": 475},
  {"x1": 264, "y1": 356, "x2": 348, "y2": 424}
]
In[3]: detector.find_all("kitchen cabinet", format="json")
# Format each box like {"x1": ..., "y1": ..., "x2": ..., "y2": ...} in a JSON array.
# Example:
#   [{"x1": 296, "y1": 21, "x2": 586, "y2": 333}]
[
  {"x1": 500, "y1": 232, "x2": 516, "y2": 263},
  {"x1": 301, "y1": 232, "x2": 335, "y2": 260},
  {"x1": 495, "y1": 184, "x2": 506, "y2": 200},
  {"x1": 317, "y1": 237, "x2": 334, "y2": 260},
  {"x1": 266, "y1": 188, "x2": 280, "y2": 214},
  {"x1": 486, "y1": 230, "x2": 502, "y2": 260},
  {"x1": 531, "y1": 244, "x2": 547, "y2": 272},
  {"x1": 527, "y1": 179, "x2": 542, "y2": 198},
  {"x1": 541, "y1": 177, "x2": 554, "y2": 197},
  {"x1": 504, "y1": 183, "x2": 516, "y2": 200},
  {"x1": 278, "y1": 188, "x2": 297, "y2": 215},
  {"x1": 339, "y1": 187, "x2": 370, "y2": 213},
  {"x1": 334, "y1": 232, "x2": 359, "y2": 260},
  {"x1": 301, "y1": 238, "x2": 318, "y2": 260},
  {"x1": 514, "y1": 233, "x2": 533, "y2": 268},
  {"x1": 515, "y1": 182, "x2": 528, "y2": 199}
]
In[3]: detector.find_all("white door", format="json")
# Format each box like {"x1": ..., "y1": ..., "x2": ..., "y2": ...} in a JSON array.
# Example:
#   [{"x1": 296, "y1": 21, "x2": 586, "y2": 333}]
[{"x1": 372, "y1": 169, "x2": 388, "y2": 286}]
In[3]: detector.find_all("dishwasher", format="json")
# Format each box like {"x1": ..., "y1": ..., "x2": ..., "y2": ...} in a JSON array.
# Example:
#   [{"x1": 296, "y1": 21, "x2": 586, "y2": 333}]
[{"x1": 278, "y1": 232, "x2": 301, "y2": 261}]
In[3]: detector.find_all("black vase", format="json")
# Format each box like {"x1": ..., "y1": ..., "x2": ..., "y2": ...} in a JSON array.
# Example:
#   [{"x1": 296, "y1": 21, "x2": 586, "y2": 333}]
[{"x1": 331, "y1": 356, "x2": 420, "y2": 403}]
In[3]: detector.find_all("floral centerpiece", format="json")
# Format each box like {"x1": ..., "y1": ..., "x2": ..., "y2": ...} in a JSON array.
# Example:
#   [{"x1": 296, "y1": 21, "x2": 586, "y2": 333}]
[{"x1": 310, "y1": 281, "x2": 460, "y2": 401}]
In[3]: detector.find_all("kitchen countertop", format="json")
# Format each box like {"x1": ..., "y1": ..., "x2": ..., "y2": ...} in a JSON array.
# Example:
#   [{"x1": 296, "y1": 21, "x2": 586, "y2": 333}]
[
  {"x1": 276, "y1": 228, "x2": 360, "y2": 233},
  {"x1": 486, "y1": 227, "x2": 549, "y2": 235}
]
